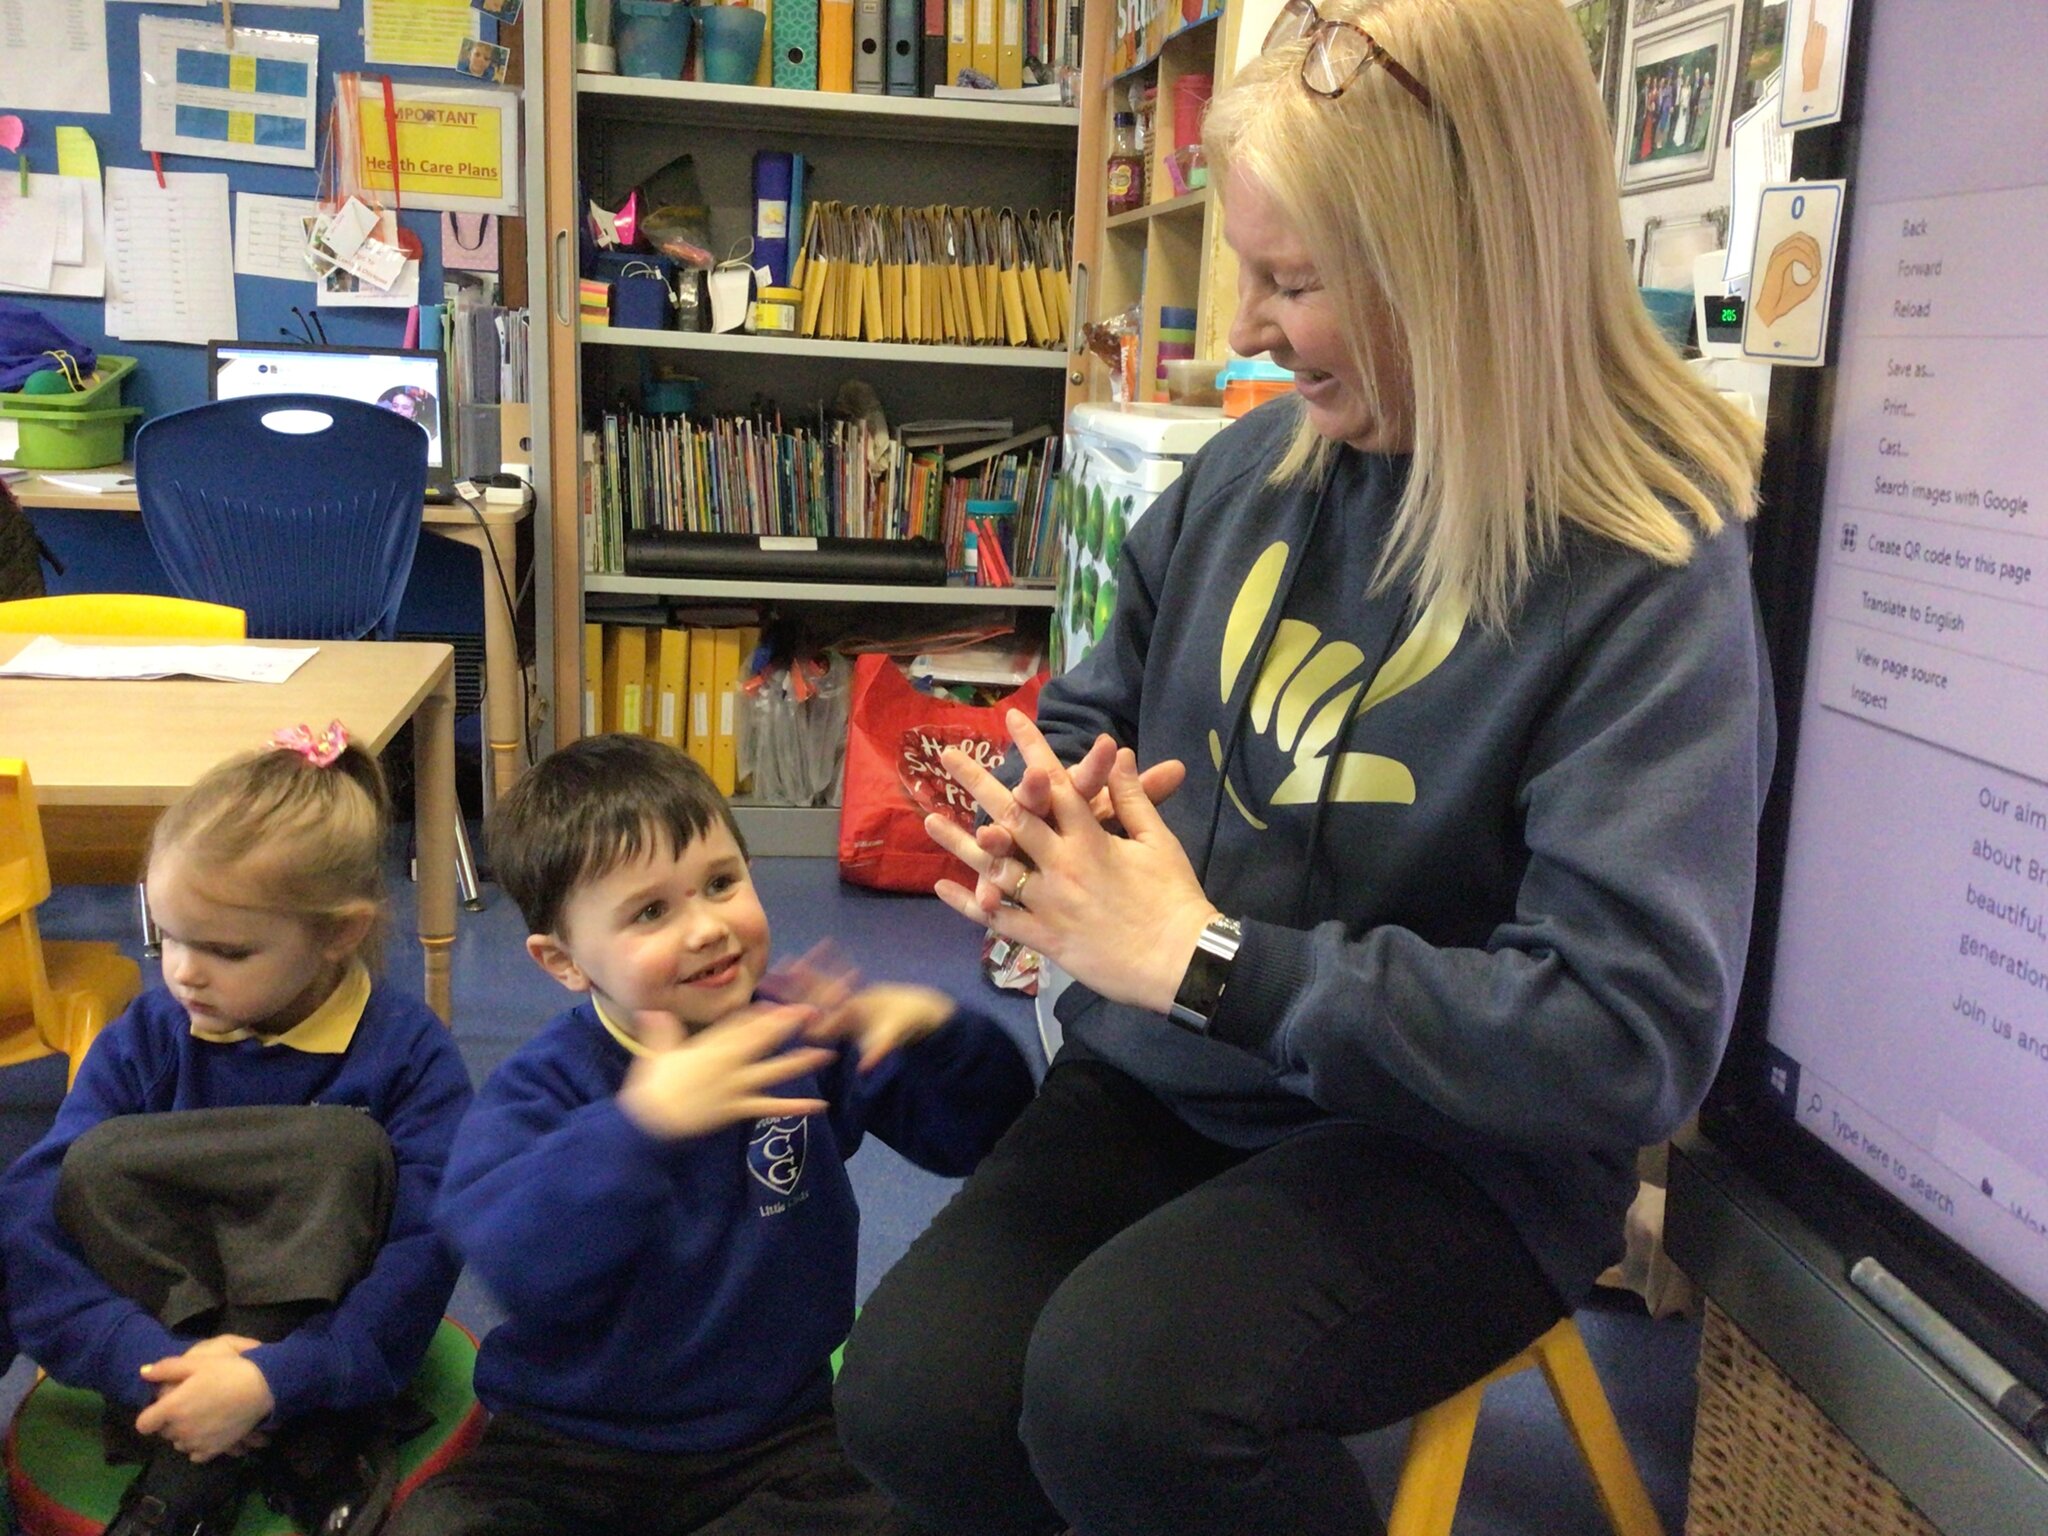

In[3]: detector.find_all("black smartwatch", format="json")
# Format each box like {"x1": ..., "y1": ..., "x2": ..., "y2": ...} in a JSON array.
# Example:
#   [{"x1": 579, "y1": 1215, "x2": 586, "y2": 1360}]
[{"x1": 1168, "y1": 915, "x2": 1243, "y2": 1033}]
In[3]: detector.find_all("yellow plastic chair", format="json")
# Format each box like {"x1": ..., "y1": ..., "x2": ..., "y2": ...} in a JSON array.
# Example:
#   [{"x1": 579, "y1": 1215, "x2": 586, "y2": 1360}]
[
  {"x1": 0, "y1": 759, "x2": 141, "y2": 1088},
  {"x1": 0, "y1": 592, "x2": 246, "y2": 638},
  {"x1": 0, "y1": 596, "x2": 247, "y2": 933},
  {"x1": 1386, "y1": 1316, "x2": 1664, "y2": 1536}
]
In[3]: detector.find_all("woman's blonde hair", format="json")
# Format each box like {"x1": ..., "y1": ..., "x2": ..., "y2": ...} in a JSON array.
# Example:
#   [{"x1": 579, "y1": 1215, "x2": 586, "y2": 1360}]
[
  {"x1": 1204, "y1": 0, "x2": 1761, "y2": 630},
  {"x1": 148, "y1": 738, "x2": 393, "y2": 970}
]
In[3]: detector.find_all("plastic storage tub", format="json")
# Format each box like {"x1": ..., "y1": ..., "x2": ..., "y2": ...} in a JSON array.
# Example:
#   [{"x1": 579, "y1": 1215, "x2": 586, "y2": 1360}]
[
  {"x1": 0, "y1": 355, "x2": 142, "y2": 470},
  {"x1": 615, "y1": 0, "x2": 695, "y2": 79},
  {"x1": 1216, "y1": 355, "x2": 1296, "y2": 418}
]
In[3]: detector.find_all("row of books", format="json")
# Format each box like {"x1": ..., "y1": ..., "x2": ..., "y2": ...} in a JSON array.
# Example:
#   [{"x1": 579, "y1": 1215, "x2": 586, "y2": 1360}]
[
  {"x1": 788, "y1": 203, "x2": 1069, "y2": 349},
  {"x1": 580, "y1": 411, "x2": 1062, "y2": 580},
  {"x1": 733, "y1": 0, "x2": 1076, "y2": 97},
  {"x1": 583, "y1": 622, "x2": 763, "y2": 796}
]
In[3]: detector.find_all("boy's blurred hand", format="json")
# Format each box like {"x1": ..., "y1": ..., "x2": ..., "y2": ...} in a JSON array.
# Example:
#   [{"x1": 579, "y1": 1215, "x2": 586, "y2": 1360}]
[
  {"x1": 617, "y1": 1003, "x2": 832, "y2": 1140},
  {"x1": 135, "y1": 1338, "x2": 273, "y2": 1461},
  {"x1": 812, "y1": 982, "x2": 957, "y2": 1072},
  {"x1": 764, "y1": 941, "x2": 957, "y2": 1070}
]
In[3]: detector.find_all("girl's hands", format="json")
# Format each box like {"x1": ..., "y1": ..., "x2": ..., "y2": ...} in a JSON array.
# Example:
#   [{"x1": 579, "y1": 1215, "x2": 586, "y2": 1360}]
[
  {"x1": 135, "y1": 1339, "x2": 273, "y2": 1462},
  {"x1": 927, "y1": 711, "x2": 1216, "y2": 1016},
  {"x1": 616, "y1": 1004, "x2": 832, "y2": 1140}
]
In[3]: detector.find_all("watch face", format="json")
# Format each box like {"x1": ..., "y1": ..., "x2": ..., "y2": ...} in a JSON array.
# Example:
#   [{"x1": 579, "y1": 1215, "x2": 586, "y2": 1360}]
[{"x1": 1172, "y1": 918, "x2": 1239, "y2": 1031}]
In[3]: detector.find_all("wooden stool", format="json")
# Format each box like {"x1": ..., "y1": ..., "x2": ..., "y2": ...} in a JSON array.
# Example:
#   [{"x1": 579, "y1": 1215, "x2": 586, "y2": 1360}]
[
  {"x1": 5, "y1": 1319, "x2": 487, "y2": 1536},
  {"x1": 1386, "y1": 1316, "x2": 1665, "y2": 1536}
]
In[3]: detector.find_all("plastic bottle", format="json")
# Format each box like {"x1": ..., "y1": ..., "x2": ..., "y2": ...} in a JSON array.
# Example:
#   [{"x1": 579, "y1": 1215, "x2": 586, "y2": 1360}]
[{"x1": 1107, "y1": 112, "x2": 1146, "y2": 216}]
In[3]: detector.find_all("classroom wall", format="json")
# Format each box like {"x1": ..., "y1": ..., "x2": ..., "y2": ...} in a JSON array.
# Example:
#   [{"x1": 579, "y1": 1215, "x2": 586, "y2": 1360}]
[
  {"x1": 8, "y1": 1, "x2": 510, "y2": 637},
  {"x1": 3, "y1": 0, "x2": 500, "y2": 426}
]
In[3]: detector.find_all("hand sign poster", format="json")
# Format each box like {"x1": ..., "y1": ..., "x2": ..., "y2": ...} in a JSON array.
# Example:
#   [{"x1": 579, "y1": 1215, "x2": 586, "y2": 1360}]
[
  {"x1": 1781, "y1": 0, "x2": 1853, "y2": 128},
  {"x1": 1743, "y1": 181, "x2": 1845, "y2": 365}
]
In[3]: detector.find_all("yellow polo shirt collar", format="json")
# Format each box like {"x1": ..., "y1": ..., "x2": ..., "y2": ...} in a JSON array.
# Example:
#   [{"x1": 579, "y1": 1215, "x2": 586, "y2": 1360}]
[
  {"x1": 188, "y1": 962, "x2": 370, "y2": 1053},
  {"x1": 592, "y1": 996, "x2": 656, "y2": 1058}
]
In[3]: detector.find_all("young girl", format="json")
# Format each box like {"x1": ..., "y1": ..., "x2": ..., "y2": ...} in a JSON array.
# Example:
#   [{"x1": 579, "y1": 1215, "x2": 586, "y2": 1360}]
[{"x1": 0, "y1": 722, "x2": 474, "y2": 1536}]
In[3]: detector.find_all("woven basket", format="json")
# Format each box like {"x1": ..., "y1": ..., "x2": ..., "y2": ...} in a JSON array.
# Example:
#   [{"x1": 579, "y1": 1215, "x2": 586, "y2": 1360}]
[{"x1": 1688, "y1": 1301, "x2": 1942, "y2": 1536}]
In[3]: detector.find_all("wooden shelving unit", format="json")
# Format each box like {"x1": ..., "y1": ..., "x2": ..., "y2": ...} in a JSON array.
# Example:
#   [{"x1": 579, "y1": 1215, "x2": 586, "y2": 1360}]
[
  {"x1": 1078, "y1": 3, "x2": 1247, "y2": 401},
  {"x1": 536, "y1": 25, "x2": 1100, "y2": 850}
]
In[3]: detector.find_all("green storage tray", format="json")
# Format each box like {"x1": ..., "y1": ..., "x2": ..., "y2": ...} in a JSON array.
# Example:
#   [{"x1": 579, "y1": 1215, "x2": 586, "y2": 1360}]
[
  {"x1": 2, "y1": 355, "x2": 142, "y2": 469},
  {"x1": 3, "y1": 404, "x2": 144, "y2": 469},
  {"x1": 3, "y1": 353, "x2": 136, "y2": 411}
]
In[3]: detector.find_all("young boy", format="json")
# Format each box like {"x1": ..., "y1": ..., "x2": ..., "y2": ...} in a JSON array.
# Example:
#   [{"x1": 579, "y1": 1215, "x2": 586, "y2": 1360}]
[{"x1": 389, "y1": 735, "x2": 1034, "y2": 1536}]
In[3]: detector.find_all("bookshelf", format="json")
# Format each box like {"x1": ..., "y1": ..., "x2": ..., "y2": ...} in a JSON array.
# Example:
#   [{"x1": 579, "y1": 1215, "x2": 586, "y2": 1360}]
[
  {"x1": 1078, "y1": 1, "x2": 1247, "y2": 403},
  {"x1": 536, "y1": 16, "x2": 1100, "y2": 850}
]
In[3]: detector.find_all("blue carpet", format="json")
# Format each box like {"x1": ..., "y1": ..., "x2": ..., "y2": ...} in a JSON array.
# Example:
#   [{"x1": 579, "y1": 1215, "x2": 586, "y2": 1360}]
[{"x1": 3, "y1": 858, "x2": 1699, "y2": 1534}]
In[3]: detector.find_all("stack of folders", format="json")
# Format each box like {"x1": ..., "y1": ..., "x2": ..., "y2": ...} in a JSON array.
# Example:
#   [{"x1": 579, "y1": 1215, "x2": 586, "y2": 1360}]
[
  {"x1": 776, "y1": 0, "x2": 1077, "y2": 95},
  {"x1": 790, "y1": 204, "x2": 1069, "y2": 349},
  {"x1": 934, "y1": 0, "x2": 1078, "y2": 93},
  {"x1": 449, "y1": 305, "x2": 529, "y2": 406},
  {"x1": 584, "y1": 620, "x2": 764, "y2": 796},
  {"x1": 443, "y1": 302, "x2": 530, "y2": 480},
  {"x1": 579, "y1": 414, "x2": 1061, "y2": 583}
]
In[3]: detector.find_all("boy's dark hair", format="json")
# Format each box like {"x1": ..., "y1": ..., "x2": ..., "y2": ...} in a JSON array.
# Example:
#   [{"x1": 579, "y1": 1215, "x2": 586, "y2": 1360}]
[{"x1": 487, "y1": 734, "x2": 749, "y2": 937}]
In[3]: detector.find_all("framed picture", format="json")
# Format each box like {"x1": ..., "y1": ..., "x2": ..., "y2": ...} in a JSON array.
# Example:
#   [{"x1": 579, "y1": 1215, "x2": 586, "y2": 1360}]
[
  {"x1": 1566, "y1": 0, "x2": 1625, "y2": 133},
  {"x1": 1638, "y1": 207, "x2": 1729, "y2": 289},
  {"x1": 1727, "y1": 0, "x2": 1788, "y2": 139},
  {"x1": 1617, "y1": 7, "x2": 1733, "y2": 194},
  {"x1": 1632, "y1": 0, "x2": 1714, "y2": 21}
]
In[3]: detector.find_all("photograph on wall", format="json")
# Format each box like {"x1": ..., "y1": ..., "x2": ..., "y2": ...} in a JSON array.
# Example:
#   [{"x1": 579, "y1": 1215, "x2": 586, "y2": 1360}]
[
  {"x1": 1632, "y1": 0, "x2": 1715, "y2": 23},
  {"x1": 1728, "y1": 0, "x2": 1787, "y2": 138},
  {"x1": 1617, "y1": 7, "x2": 1731, "y2": 193},
  {"x1": 1566, "y1": 0, "x2": 1625, "y2": 132}
]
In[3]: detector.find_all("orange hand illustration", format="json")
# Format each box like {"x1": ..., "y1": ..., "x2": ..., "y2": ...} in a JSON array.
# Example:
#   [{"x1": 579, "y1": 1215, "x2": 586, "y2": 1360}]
[
  {"x1": 1801, "y1": 6, "x2": 1829, "y2": 93},
  {"x1": 1755, "y1": 232, "x2": 1824, "y2": 326}
]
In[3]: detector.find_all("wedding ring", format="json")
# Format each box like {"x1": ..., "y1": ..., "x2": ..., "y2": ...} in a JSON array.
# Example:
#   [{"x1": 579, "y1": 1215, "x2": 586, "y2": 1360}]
[{"x1": 1011, "y1": 869, "x2": 1033, "y2": 905}]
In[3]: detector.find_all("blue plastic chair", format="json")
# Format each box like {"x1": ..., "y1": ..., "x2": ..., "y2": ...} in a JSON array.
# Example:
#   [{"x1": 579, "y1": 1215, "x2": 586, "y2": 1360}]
[
  {"x1": 135, "y1": 394, "x2": 428, "y2": 641},
  {"x1": 132, "y1": 394, "x2": 483, "y2": 910}
]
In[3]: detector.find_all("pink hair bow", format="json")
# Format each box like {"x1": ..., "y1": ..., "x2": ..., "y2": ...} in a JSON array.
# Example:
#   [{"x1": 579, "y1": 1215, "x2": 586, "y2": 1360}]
[{"x1": 271, "y1": 720, "x2": 350, "y2": 768}]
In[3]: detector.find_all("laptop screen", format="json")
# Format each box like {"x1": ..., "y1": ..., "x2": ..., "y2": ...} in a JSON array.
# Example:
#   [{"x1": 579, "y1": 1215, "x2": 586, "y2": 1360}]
[{"x1": 208, "y1": 343, "x2": 447, "y2": 474}]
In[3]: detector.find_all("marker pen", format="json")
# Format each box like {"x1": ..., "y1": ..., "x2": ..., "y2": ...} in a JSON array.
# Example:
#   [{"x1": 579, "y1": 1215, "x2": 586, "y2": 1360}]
[{"x1": 1849, "y1": 1256, "x2": 2048, "y2": 1455}]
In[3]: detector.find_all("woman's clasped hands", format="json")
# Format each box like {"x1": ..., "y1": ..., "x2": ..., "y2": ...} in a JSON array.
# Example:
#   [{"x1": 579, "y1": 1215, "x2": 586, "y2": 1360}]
[{"x1": 925, "y1": 710, "x2": 1216, "y2": 1018}]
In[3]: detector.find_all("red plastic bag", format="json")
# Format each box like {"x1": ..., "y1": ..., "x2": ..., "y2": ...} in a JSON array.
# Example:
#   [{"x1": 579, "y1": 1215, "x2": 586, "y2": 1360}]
[{"x1": 838, "y1": 653, "x2": 1047, "y2": 894}]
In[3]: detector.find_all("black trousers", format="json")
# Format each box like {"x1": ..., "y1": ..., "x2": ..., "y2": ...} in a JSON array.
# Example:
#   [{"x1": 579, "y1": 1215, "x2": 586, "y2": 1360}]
[
  {"x1": 834, "y1": 1058, "x2": 1567, "y2": 1536},
  {"x1": 385, "y1": 1410, "x2": 925, "y2": 1536},
  {"x1": 57, "y1": 1105, "x2": 395, "y2": 1456},
  {"x1": 59, "y1": 1104, "x2": 394, "y2": 1341}
]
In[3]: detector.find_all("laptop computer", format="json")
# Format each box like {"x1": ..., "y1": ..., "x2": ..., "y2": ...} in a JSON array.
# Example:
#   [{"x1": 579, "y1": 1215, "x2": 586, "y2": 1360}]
[{"x1": 207, "y1": 341, "x2": 457, "y2": 503}]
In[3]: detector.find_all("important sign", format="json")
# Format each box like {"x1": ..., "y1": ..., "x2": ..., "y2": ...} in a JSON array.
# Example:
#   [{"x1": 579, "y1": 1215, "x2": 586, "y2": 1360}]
[{"x1": 353, "y1": 84, "x2": 521, "y2": 215}]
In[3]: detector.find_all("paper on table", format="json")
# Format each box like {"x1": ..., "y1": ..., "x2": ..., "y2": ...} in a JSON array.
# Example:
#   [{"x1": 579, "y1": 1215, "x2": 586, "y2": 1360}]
[
  {"x1": 234, "y1": 191, "x2": 323, "y2": 281},
  {"x1": 138, "y1": 17, "x2": 320, "y2": 169},
  {"x1": 39, "y1": 472, "x2": 138, "y2": 495},
  {"x1": 0, "y1": 1, "x2": 111, "y2": 116},
  {"x1": 364, "y1": 0, "x2": 480, "y2": 68},
  {"x1": 0, "y1": 421, "x2": 19, "y2": 465},
  {"x1": 0, "y1": 176, "x2": 104, "y2": 299},
  {"x1": 0, "y1": 638, "x2": 319, "y2": 685},
  {"x1": 104, "y1": 167, "x2": 239, "y2": 346}
]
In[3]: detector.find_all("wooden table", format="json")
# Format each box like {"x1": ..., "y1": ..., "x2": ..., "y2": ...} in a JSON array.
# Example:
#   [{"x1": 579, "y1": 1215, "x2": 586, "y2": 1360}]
[
  {"x1": 0, "y1": 636, "x2": 461, "y2": 1022},
  {"x1": 12, "y1": 467, "x2": 534, "y2": 799}
]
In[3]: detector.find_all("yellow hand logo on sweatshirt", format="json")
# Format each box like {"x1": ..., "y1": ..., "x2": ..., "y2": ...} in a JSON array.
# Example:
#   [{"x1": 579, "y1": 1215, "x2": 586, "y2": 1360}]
[{"x1": 1208, "y1": 541, "x2": 1467, "y2": 828}]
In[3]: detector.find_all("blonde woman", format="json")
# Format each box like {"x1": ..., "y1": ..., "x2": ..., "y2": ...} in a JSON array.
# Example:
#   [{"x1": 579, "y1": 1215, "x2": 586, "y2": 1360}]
[{"x1": 836, "y1": 2, "x2": 1772, "y2": 1533}]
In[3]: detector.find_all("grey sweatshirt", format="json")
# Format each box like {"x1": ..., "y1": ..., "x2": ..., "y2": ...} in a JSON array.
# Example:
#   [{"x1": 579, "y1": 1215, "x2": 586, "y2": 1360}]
[{"x1": 1036, "y1": 402, "x2": 1775, "y2": 1301}]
